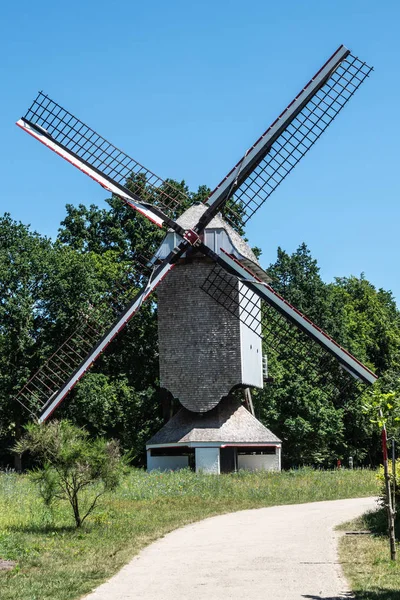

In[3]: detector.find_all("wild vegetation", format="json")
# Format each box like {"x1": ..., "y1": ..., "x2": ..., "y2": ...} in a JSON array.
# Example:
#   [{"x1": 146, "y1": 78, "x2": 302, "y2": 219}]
[
  {"x1": 339, "y1": 505, "x2": 400, "y2": 599},
  {"x1": 0, "y1": 467, "x2": 378, "y2": 600},
  {"x1": 14, "y1": 420, "x2": 127, "y2": 528},
  {"x1": 1, "y1": 179, "x2": 399, "y2": 468}
]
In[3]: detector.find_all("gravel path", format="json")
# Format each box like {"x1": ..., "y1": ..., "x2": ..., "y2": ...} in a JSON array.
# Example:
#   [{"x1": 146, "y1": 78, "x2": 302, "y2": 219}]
[{"x1": 84, "y1": 496, "x2": 377, "y2": 600}]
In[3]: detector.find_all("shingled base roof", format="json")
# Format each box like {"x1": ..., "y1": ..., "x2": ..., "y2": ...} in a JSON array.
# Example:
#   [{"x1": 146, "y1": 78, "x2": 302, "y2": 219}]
[{"x1": 146, "y1": 397, "x2": 281, "y2": 446}]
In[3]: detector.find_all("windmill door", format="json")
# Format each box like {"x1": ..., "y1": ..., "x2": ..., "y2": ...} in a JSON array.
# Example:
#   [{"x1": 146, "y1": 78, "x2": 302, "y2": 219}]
[{"x1": 220, "y1": 447, "x2": 237, "y2": 473}]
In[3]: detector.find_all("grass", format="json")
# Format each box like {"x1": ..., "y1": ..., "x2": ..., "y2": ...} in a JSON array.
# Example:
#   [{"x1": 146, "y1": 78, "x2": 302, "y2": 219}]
[
  {"x1": 339, "y1": 505, "x2": 400, "y2": 600},
  {"x1": 0, "y1": 467, "x2": 378, "y2": 600}
]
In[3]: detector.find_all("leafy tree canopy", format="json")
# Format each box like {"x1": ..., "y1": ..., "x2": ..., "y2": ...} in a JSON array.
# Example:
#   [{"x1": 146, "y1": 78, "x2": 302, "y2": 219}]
[{"x1": 1, "y1": 181, "x2": 399, "y2": 468}]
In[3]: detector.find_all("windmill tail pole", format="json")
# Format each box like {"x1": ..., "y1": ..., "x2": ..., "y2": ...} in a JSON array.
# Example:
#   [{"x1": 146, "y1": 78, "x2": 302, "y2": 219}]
[
  {"x1": 393, "y1": 439, "x2": 397, "y2": 519},
  {"x1": 381, "y1": 420, "x2": 397, "y2": 561}
]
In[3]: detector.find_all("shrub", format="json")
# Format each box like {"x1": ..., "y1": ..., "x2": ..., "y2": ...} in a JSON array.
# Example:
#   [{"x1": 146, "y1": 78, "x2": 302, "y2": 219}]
[{"x1": 14, "y1": 420, "x2": 127, "y2": 527}]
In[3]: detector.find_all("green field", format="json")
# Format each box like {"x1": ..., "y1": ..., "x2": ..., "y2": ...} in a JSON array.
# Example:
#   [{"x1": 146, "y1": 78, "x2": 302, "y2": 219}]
[
  {"x1": 339, "y1": 507, "x2": 400, "y2": 599},
  {"x1": 0, "y1": 468, "x2": 378, "y2": 600}
]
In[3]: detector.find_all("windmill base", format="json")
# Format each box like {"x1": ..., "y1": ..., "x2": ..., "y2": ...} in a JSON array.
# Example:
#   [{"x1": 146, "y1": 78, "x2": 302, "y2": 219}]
[{"x1": 146, "y1": 397, "x2": 281, "y2": 475}]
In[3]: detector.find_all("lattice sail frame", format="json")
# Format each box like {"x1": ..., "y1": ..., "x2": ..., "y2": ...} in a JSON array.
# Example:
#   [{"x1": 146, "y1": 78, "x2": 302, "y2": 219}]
[
  {"x1": 15, "y1": 257, "x2": 177, "y2": 422},
  {"x1": 14, "y1": 266, "x2": 145, "y2": 418},
  {"x1": 16, "y1": 318, "x2": 108, "y2": 419},
  {"x1": 18, "y1": 93, "x2": 190, "y2": 227},
  {"x1": 204, "y1": 49, "x2": 373, "y2": 226},
  {"x1": 200, "y1": 258, "x2": 376, "y2": 400}
]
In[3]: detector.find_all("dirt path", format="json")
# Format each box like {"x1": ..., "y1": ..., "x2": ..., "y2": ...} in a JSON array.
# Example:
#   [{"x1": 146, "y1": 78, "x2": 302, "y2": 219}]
[{"x1": 84, "y1": 496, "x2": 376, "y2": 600}]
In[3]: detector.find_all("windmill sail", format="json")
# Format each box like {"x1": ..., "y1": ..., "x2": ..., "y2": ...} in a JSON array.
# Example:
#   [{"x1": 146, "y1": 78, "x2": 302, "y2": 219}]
[
  {"x1": 200, "y1": 46, "x2": 372, "y2": 227},
  {"x1": 15, "y1": 259, "x2": 176, "y2": 422},
  {"x1": 17, "y1": 93, "x2": 189, "y2": 232},
  {"x1": 200, "y1": 249, "x2": 377, "y2": 388}
]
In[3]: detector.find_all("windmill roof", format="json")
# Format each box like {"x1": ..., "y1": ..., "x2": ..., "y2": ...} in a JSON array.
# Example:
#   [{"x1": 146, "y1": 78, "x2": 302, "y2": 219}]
[
  {"x1": 176, "y1": 203, "x2": 259, "y2": 264},
  {"x1": 146, "y1": 397, "x2": 281, "y2": 446}
]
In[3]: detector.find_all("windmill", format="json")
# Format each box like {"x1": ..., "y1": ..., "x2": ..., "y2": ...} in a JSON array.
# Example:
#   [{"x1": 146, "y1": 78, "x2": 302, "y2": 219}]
[{"x1": 15, "y1": 45, "x2": 377, "y2": 473}]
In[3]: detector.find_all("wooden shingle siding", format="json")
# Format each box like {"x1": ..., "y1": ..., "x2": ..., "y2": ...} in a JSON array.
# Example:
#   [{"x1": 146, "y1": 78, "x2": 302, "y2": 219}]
[{"x1": 157, "y1": 260, "x2": 242, "y2": 412}]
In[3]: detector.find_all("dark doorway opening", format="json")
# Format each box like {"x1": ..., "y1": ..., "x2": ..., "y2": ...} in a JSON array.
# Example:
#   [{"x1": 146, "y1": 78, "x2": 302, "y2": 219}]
[{"x1": 220, "y1": 447, "x2": 237, "y2": 473}]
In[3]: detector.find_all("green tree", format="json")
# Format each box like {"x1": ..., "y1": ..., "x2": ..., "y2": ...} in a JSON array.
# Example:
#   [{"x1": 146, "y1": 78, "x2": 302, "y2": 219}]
[
  {"x1": 255, "y1": 243, "x2": 400, "y2": 467},
  {"x1": 62, "y1": 374, "x2": 163, "y2": 465},
  {"x1": 2, "y1": 187, "x2": 400, "y2": 472},
  {"x1": 363, "y1": 388, "x2": 400, "y2": 560},
  {"x1": 0, "y1": 212, "x2": 147, "y2": 466},
  {"x1": 14, "y1": 420, "x2": 126, "y2": 527},
  {"x1": 0, "y1": 214, "x2": 53, "y2": 467}
]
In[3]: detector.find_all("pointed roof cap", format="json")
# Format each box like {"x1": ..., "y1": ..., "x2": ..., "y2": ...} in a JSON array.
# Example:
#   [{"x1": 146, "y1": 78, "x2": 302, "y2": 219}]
[
  {"x1": 176, "y1": 203, "x2": 258, "y2": 263},
  {"x1": 173, "y1": 203, "x2": 271, "y2": 283}
]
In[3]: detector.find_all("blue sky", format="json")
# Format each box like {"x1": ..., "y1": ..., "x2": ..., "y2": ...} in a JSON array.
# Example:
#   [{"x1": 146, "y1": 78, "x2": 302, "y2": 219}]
[{"x1": 1, "y1": 1, "x2": 399, "y2": 303}]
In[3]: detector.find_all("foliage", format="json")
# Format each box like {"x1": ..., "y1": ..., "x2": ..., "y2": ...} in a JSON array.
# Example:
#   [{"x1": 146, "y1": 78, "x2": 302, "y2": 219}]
[
  {"x1": 362, "y1": 388, "x2": 400, "y2": 509},
  {"x1": 253, "y1": 244, "x2": 400, "y2": 467},
  {"x1": 1, "y1": 176, "x2": 400, "y2": 467},
  {"x1": 0, "y1": 210, "x2": 162, "y2": 466},
  {"x1": 362, "y1": 387, "x2": 400, "y2": 560},
  {"x1": 339, "y1": 510, "x2": 400, "y2": 599},
  {"x1": 62, "y1": 375, "x2": 162, "y2": 466},
  {"x1": 13, "y1": 421, "x2": 126, "y2": 527},
  {"x1": 363, "y1": 389, "x2": 400, "y2": 433},
  {"x1": 0, "y1": 468, "x2": 378, "y2": 600},
  {"x1": 0, "y1": 214, "x2": 54, "y2": 464}
]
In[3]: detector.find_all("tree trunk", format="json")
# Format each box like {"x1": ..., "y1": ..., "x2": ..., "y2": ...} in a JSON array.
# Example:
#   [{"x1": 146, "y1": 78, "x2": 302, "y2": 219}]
[
  {"x1": 71, "y1": 493, "x2": 81, "y2": 528},
  {"x1": 382, "y1": 427, "x2": 396, "y2": 561},
  {"x1": 392, "y1": 439, "x2": 396, "y2": 518}
]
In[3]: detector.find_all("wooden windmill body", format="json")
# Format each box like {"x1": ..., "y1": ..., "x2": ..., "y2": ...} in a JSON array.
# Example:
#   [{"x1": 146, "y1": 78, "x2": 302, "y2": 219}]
[{"x1": 147, "y1": 204, "x2": 281, "y2": 473}]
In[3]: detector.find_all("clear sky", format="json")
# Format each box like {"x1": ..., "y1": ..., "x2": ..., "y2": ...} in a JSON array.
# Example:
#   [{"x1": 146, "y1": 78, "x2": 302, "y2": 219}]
[{"x1": 1, "y1": 1, "x2": 399, "y2": 303}]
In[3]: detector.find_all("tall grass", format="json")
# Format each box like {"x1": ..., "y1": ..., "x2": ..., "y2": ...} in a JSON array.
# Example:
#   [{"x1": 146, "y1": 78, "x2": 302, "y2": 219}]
[
  {"x1": 0, "y1": 468, "x2": 378, "y2": 600},
  {"x1": 118, "y1": 466, "x2": 377, "y2": 503},
  {"x1": 339, "y1": 508, "x2": 400, "y2": 599}
]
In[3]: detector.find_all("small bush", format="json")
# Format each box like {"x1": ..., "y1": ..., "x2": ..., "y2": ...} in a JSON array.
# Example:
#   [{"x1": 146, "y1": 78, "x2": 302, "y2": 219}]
[{"x1": 14, "y1": 420, "x2": 127, "y2": 527}]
